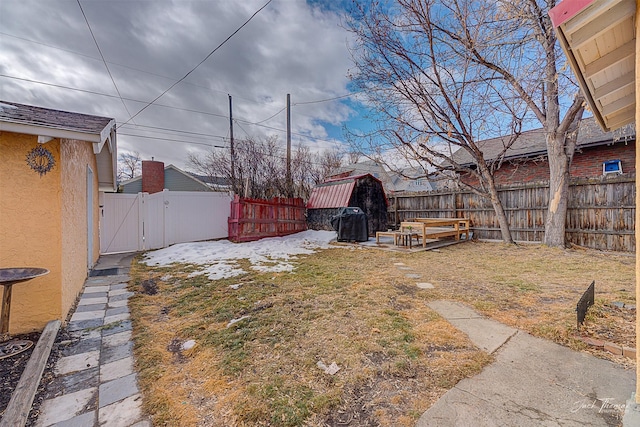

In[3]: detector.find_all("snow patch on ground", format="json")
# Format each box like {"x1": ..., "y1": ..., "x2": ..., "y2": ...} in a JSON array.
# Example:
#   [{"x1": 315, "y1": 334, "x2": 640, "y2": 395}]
[{"x1": 142, "y1": 230, "x2": 336, "y2": 281}]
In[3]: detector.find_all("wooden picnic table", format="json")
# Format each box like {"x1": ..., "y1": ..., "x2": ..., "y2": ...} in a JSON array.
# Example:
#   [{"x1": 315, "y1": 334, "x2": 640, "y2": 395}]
[
  {"x1": 400, "y1": 218, "x2": 470, "y2": 248},
  {"x1": 375, "y1": 218, "x2": 470, "y2": 249}
]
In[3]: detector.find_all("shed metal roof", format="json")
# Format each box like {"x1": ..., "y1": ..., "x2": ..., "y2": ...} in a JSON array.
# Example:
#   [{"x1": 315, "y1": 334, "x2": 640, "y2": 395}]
[
  {"x1": 307, "y1": 174, "x2": 386, "y2": 209},
  {"x1": 307, "y1": 181, "x2": 355, "y2": 209}
]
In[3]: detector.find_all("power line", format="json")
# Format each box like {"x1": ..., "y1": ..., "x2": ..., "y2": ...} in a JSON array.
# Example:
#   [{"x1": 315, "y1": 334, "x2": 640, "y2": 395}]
[
  {"x1": 0, "y1": 73, "x2": 348, "y2": 145},
  {"x1": 121, "y1": 126, "x2": 224, "y2": 142},
  {"x1": 119, "y1": 0, "x2": 273, "y2": 127},
  {"x1": 253, "y1": 105, "x2": 287, "y2": 124},
  {"x1": 235, "y1": 118, "x2": 339, "y2": 145},
  {"x1": 119, "y1": 130, "x2": 335, "y2": 169},
  {"x1": 0, "y1": 73, "x2": 229, "y2": 119},
  {"x1": 118, "y1": 132, "x2": 227, "y2": 148},
  {"x1": 120, "y1": 123, "x2": 225, "y2": 138},
  {"x1": 252, "y1": 92, "x2": 360, "y2": 124},
  {"x1": 294, "y1": 92, "x2": 359, "y2": 105},
  {"x1": 76, "y1": 0, "x2": 134, "y2": 121},
  {"x1": 0, "y1": 31, "x2": 272, "y2": 105},
  {"x1": 1, "y1": 73, "x2": 124, "y2": 100},
  {"x1": 5, "y1": 27, "x2": 357, "y2": 110}
]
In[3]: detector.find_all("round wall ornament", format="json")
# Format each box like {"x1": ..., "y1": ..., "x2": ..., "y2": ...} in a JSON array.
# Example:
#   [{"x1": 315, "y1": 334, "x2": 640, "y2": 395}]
[{"x1": 26, "y1": 145, "x2": 56, "y2": 176}]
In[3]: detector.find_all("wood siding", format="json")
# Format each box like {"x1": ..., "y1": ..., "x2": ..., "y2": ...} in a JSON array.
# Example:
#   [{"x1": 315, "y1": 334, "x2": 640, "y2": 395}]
[
  {"x1": 388, "y1": 175, "x2": 635, "y2": 252},
  {"x1": 228, "y1": 195, "x2": 307, "y2": 243}
]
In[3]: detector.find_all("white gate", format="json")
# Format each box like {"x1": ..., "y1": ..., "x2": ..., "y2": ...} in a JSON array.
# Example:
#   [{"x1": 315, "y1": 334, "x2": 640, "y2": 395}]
[{"x1": 100, "y1": 190, "x2": 232, "y2": 254}]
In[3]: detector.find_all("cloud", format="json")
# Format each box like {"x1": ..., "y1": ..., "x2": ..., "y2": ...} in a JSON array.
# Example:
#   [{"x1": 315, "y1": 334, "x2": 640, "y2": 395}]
[{"x1": 0, "y1": 0, "x2": 358, "y2": 169}]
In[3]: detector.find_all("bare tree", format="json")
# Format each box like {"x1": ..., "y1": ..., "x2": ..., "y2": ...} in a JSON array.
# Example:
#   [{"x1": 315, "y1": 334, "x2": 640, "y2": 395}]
[
  {"x1": 117, "y1": 151, "x2": 141, "y2": 182},
  {"x1": 490, "y1": 0, "x2": 585, "y2": 247},
  {"x1": 348, "y1": 0, "x2": 585, "y2": 247},
  {"x1": 346, "y1": 150, "x2": 362, "y2": 164},
  {"x1": 188, "y1": 136, "x2": 342, "y2": 199},
  {"x1": 348, "y1": 0, "x2": 538, "y2": 243},
  {"x1": 309, "y1": 147, "x2": 345, "y2": 185}
]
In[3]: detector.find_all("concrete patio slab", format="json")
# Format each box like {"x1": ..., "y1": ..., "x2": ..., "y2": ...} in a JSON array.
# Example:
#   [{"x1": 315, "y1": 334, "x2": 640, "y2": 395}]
[
  {"x1": 419, "y1": 300, "x2": 636, "y2": 427},
  {"x1": 428, "y1": 300, "x2": 516, "y2": 354}
]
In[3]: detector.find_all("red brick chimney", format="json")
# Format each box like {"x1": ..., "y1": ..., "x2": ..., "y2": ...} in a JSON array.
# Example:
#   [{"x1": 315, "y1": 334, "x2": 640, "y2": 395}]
[{"x1": 142, "y1": 159, "x2": 164, "y2": 194}]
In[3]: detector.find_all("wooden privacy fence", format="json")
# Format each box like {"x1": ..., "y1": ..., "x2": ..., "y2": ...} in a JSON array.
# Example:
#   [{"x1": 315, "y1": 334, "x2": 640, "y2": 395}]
[
  {"x1": 228, "y1": 195, "x2": 307, "y2": 243},
  {"x1": 387, "y1": 175, "x2": 635, "y2": 252}
]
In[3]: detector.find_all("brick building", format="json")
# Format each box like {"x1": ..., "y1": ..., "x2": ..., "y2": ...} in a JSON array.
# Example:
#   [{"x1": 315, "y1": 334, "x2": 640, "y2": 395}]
[{"x1": 451, "y1": 117, "x2": 635, "y2": 186}]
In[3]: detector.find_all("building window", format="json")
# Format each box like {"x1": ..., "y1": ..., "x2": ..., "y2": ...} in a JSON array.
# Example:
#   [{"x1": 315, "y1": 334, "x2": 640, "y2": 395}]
[{"x1": 602, "y1": 160, "x2": 622, "y2": 176}]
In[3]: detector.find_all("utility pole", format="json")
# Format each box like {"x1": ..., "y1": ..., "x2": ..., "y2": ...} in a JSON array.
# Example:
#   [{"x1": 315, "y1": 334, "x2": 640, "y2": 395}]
[
  {"x1": 286, "y1": 93, "x2": 292, "y2": 197},
  {"x1": 229, "y1": 94, "x2": 236, "y2": 193}
]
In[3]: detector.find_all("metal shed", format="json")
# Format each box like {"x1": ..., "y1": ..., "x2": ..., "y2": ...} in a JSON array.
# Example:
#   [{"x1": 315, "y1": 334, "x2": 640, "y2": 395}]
[{"x1": 307, "y1": 174, "x2": 388, "y2": 235}]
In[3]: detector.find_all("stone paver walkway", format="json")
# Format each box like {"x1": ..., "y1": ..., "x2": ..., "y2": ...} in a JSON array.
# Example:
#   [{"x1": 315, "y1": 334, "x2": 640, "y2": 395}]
[{"x1": 35, "y1": 270, "x2": 149, "y2": 427}]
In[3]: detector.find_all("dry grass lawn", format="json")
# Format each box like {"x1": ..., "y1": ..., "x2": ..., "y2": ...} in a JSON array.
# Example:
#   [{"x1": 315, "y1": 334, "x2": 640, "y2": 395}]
[{"x1": 128, "y1": 240, "x2": 635, "y2": 426}]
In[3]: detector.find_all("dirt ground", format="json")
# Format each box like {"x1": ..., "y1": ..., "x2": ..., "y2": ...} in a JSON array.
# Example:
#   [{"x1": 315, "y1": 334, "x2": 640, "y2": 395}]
[
  {"x1": 127, "y1": 240, "x2": 636, "y2": 426},
  {"x1": 2, "y1": 240, "x2": 634, "y2": 426}
]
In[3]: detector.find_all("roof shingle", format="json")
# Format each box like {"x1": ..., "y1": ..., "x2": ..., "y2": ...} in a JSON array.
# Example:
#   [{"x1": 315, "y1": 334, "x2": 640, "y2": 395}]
[
  {"x1": 451, "y1": 117, "x2": 635, "y2": 166},
  {"x1": 0, "y1": 100, "x2": 114, "y2": 134}
]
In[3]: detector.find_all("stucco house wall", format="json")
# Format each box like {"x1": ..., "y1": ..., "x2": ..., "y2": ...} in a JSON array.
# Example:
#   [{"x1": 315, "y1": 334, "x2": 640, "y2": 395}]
[
  {"x1": 0, "y1": 100, "x2": 116, "y2": 335},
  {"x1": 61, "y1": 139, "x2": 100, "y2": 318},
  {"x1": 0, "y1": 133, "x2": 64, "y2": 332}
]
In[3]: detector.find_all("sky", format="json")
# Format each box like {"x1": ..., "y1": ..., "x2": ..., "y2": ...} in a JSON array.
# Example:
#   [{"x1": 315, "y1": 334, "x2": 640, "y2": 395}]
[
  {"x1": 0, "y1": 0, "x2": 366, "y2": 170},
  {"x1": 142, "y1": 229, "x2": 338, "y2": 280}
]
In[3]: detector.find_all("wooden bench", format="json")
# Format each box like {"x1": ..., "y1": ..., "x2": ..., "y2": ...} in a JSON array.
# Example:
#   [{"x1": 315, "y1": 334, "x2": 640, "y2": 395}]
[
  {"x1": 376, "y1": 230, "x2": 399, "y2": 245},
  {"x1": 400, "y1": 222, "x2": 429, "y2": 247},
  {"x1": 375, "y1": 230, "x2": 420, "y2": 248}
]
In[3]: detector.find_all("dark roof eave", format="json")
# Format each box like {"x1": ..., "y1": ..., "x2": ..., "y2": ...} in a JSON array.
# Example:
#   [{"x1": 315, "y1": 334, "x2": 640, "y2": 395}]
[{"x1": 458, "y1": 136, "x2": 636, "y2": 167}]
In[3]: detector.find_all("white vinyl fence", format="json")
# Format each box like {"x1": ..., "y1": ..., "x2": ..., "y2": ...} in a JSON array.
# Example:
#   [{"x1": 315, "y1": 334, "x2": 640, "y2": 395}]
[{"x1": 99, "y1": 190, "x2": 233, "y2": 254}]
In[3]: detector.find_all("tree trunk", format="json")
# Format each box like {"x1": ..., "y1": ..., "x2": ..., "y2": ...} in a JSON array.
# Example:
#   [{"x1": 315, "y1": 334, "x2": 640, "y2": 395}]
[
  {"x1": 481, "y1": 168, "x2": 514, "y2": 244},
  {"x1": 543, "y1": 110, "x2": 583, "y2": 248},
  {"x1": 543, "y1": 134, "x2": 570, "y2": 247}
]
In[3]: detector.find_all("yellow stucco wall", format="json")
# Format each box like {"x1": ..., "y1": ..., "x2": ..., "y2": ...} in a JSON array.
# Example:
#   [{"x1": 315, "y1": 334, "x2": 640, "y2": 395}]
[
  {"x1": 0, "y1": 132, "x2": 63, "y2": 333},
  {"x1": 60, "y1": 139, "x2": 99, "y2": 321},
  {"x1": 0, "y1": 132, "x2": 101, "y2": 334}
]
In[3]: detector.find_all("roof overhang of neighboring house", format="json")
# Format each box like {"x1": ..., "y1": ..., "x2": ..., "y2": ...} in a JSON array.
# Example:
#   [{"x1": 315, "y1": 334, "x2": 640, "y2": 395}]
[
  {"x1": 549, "y1": 0, "x2": 636, "y2": 131},
  {"x1": 0, "y1": 101, "x2": 117, "y2": 191},
  {"x1": 120, "y1": 164, "x2": 215, "y2": 192},
  {"x1": 449, "y1": 117, "x2": 635, "y2": 168}
]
